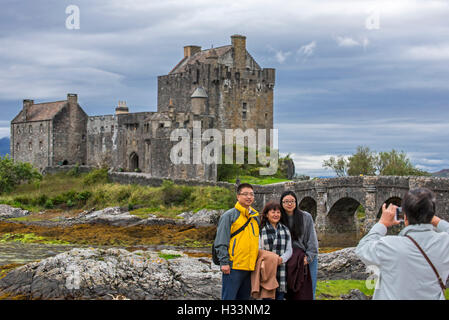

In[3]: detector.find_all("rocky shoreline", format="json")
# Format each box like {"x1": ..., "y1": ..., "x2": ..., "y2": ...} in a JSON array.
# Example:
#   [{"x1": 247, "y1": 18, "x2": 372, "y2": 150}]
[
  {"x1": 0, "y1": 245, "x2": 374, "y2": 300},
  {"x1": 0, "y1": 204, "x2": 376, "y2": 300}
]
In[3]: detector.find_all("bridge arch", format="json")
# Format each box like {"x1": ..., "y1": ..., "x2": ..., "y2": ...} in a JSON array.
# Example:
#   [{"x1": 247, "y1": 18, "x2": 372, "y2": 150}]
[
  {"x1": 325, "y1": 196, "x2": 366, "y2": 246},
  {"x1": 298, "y1": 196, "x2": 317, "y2": 222},
  {"x1": 376, "y1": 196, "x2": 403, "y2": 219}
]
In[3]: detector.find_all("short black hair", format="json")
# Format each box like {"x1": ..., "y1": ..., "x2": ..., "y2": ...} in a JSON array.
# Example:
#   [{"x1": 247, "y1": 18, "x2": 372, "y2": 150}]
[
  {"x1": 237, "y1": 183, "x2": 253, "y2": 194},
  {"x1": 402, "y1": 188, "x2": 435, "y2": 225}
]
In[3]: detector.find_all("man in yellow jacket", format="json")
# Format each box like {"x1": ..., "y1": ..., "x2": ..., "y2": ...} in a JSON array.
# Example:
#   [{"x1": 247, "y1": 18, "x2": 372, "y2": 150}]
[{"x1": 214, "y1": 183, "x2": 260, "y2": 300}]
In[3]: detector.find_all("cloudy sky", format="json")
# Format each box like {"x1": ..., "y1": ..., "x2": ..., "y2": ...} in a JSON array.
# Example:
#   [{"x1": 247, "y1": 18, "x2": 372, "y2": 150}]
[{"x1": 2, "y1": 0, "x2": 449, "y2": 176}]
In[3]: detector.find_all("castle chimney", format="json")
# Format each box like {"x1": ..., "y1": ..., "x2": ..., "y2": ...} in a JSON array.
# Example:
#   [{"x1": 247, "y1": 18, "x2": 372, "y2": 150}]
[
  {"x1": 23, "y1": 99, "x2": 34, "y2": 121},
  {"x1": 184, "y1": 45, "x2": 202, "y2": 58},
  {"x1": 115, "y1": 100, "x2": 129, "y2": 114},
  {"x1": 231, "y1": 34, "x2": 246, "y2": 70},
  {"x1": 67, "y1": 93, "x2": 78, "y2": 105},
  {"x1": 168, "y1": 98, "x2": 175, "y2": 119}
]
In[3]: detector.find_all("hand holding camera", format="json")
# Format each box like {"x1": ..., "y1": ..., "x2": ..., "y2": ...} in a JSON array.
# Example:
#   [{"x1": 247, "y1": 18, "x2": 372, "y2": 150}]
[{"x1": 379, "y1": 203, "x2": 402, "y2": 228}]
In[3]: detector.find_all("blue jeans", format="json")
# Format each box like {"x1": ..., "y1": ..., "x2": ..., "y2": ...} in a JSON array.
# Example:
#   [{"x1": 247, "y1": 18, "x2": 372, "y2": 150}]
[
  {"x1": 221, "y1": 269, "x2": 252, "y2": 300},
  {"x1": 309, "y1": 257, "x2": 318, "y2": 300}
]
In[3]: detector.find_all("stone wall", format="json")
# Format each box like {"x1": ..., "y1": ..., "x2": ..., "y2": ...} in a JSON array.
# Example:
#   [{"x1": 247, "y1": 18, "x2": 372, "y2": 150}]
[
  {"x1": 108, "y1": 171, "x2": 234, "y2": 189},
  {"x1": 86, "y1": 114, "x2": 119, "y2": 168},
  {"x1": 10, "y1": 120, "x2": 52, "y2": 171},
  {"x1": 43, "y1": 165, "x2": 96, "y2": 175},
  {"x1": 52, "y1": 98, "x2": 88, "y2": 166}
]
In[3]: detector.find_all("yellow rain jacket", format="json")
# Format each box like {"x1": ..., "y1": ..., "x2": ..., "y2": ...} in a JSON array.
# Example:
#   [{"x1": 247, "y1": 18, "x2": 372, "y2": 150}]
[{"x1": 214, "y1": 202, "x2": 260, "y2": 271}]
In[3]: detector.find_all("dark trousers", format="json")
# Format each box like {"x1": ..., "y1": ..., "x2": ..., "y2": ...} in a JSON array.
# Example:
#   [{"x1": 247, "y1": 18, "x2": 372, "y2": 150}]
[
  {"x1": 221, "y1": 269, "x2": 251, "y2": 300},
  {"x1": 262, "y1": 289, "x2": 285, "y2": 300}
]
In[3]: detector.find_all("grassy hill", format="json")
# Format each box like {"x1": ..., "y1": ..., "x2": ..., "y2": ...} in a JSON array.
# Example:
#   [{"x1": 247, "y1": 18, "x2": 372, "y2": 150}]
[
  {"x1": 0, "y1": 169, "x2": 235, "y2": 218},
  {"x1": 432, "y1": 169, "x2": 449, "y2": 178}
]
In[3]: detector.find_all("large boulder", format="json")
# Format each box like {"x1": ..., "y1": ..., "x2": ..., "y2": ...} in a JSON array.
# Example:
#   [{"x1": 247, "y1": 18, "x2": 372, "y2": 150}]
[
  {"x1": 0, "y1": 248, "x2": 221, "y2": 300},
  {"x1": 177, "y1": 209, "x2": 224, "y2": 227},
  {"x1": 0, "y1": 205, "x2": 30, "y2": 219},
  {"x1": 317, "y1": 247, "x2": 371, "y2": 280},
  {"x1": 77, "y1": 207, "x2": 141, "y2": 226}
]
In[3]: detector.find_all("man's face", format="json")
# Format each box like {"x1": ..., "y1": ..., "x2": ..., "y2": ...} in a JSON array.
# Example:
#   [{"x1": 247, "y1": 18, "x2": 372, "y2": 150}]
[{"x1": 237, "y1": 187, "x2": 254, "y2": 208}]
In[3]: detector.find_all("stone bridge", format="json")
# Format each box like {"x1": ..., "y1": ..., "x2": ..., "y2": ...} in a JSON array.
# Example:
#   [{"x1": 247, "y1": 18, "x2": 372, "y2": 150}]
[{"x1": 252, "y1": 176, "x2": 449, "y2": 246}]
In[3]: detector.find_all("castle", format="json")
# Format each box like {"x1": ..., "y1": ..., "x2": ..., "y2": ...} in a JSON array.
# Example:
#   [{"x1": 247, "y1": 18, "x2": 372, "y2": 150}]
[{"x1": 10, "y1": 35, "x2": 275, "y2": 181}]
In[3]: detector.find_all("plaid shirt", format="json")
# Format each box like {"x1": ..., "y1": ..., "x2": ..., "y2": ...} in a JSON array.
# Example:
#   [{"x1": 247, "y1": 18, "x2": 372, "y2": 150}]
[{"x1": 260, "y1": 222, "x2": 291, "y2": 293}]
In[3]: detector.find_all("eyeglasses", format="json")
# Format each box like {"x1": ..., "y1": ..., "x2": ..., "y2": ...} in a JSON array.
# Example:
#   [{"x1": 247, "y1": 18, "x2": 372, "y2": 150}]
[
  {"x1": 239, "y1": 192, "x2": 255, "y2": 197},
  {"x1": 282, "y1": 200, "x2": 295, "y2": 205}
]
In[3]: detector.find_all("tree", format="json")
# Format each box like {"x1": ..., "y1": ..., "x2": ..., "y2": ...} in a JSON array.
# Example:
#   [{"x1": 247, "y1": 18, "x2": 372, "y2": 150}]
[
  {"x1": 322, "y1": 146, "x2": 429, "y2": 177},
  {"x1": 322, "y1": 156, "x2": 348, "y2": 177},
  {"x1": 347, "y1": 146, "x2": 376, "y2": 176},
  {"x1": 0, "y1": 155, "x2": 42, "y2": 194},
  {"x1": 376, "y1": 149, "x2": 430, "y2": 176}
]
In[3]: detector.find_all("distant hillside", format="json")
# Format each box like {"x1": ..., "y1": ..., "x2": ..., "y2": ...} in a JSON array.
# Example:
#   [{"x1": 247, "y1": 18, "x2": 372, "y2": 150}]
[
  {"x1": 432, "y1": 169, "x2": 449, "y2": 178},
  {"x1": 0, "y1": 137, "x2": 9, "y2": 156}
]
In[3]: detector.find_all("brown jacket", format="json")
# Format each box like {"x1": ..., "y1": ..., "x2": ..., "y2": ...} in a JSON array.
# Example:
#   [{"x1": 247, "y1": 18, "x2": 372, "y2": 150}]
[{"x1": 251, "y1": 249, "x2": 279, "y2": 299}]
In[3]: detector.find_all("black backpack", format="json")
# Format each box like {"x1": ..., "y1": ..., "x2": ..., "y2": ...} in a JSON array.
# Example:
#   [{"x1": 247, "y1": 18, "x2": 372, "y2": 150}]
[{"x1": 212, "y1": 217, "x2": 253, "y2": 265}]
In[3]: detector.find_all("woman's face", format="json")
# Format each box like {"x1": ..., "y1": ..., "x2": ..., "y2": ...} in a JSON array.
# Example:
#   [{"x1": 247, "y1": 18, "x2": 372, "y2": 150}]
[
  {"x1": 282, "y1": 195, "x2": 296, "y2": 212},
  {"x1": 267, "y1": 209, "x2": 281, "y2": 225}
]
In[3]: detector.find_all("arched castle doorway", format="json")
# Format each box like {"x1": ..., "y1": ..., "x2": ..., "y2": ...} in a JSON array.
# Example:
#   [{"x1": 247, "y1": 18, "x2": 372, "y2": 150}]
[{"x1": 129, "y1": 152, "x2": 139, "y2": 172}]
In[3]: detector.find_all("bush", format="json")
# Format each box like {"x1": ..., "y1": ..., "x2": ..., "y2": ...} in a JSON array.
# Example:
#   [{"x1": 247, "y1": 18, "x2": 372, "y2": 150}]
[
  {"x1": 0, "y1": 155, "x2": 42, "y2": 194},
  {"x1": 83, "y1": 168, "x2": 109, "y2": 186},
  {"x1": 161, "y1": 180, "x2": 193, "y2": 205},
  {"x1": 36, "y1": 194, "x2": 49, "y2": 206},
  {"x1": 76, "y1": 191, "x2": 92, "y2": 202},
  {"x1": 44, "y1": 199, "x2": 54, "y2": 209}
]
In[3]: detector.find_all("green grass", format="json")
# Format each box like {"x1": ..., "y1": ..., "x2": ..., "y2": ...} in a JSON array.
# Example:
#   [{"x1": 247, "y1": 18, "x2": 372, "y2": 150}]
[
  {"x1": 222, "y1": 175, "x2": 291, "y2": 185},
  {"x1": 316, "y1": 280, "x2": 374, "y2": 300},
  {"x1": 0, "y1": 233, "x2": 71, "y2": 245},
  {"x1": 317, "y1": 279, "x2": 449, "y2": 300},
  {"x1": 158, "y1": 253, "x2": 182, "y2": 260}
]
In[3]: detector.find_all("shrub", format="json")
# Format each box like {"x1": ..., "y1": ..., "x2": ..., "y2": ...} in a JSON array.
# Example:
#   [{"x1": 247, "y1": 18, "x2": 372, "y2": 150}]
[
  {"x1": 0, "y1": 155, "x2": 42, "y2": 194},
  {"x1": 76, "y1": 191, "x2": 92, "y2": 202},
  {"x1": 36, "y1": 194, "x2": 49, "y2": 206},
  {"x1": 83, "y1": 168, "x2": 109, "y2": 186},
  {"x1": 161, "y1": 180, "x2": 193, "y2": 205},
  {"x1": 44, "y1": 199, "x2": 54, "y2": 209}
]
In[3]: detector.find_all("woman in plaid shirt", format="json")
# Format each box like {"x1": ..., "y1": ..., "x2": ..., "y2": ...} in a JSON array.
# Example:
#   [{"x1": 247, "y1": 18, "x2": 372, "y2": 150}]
[{"x1": 258, "y1": 201, "x2": 293, "y2": 300}]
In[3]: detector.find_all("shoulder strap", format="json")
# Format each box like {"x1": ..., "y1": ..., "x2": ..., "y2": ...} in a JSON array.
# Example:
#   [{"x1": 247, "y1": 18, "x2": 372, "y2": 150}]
[
  {"x1": 230, "y1": 217, "x2": 252, "y2": 239},
  {"x1": 405, "y1": 235, "x2": 447, "y2": 294}
]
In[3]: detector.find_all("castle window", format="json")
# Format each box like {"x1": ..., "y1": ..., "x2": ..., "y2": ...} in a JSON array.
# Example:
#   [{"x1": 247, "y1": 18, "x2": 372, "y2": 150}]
[
  {"x1": 29, "y1": 125, "x2": 32, "y2": 133},
  {"x1": 16, "y1": 143, "x2": 19, "y2": 151},
  {"x1": 28, "y1": 142, "x2": 32, "y2": 151},
  {"x1": 265, "y1": 113, "x2": 268, "y2": 120},
  {"x1": 159, "y1": 123, "x2": 164, "y2": 128},
  {"x1": 39, "y1": 141, "x2": 43, "y2": 151},
  {"x1": 243, "y1": 102, "x2": 247, "y2": 110},
  {"x1": 196, "y1": 69, "x2": 200, "y2": 84},
  {"x1": 111, "y1": 125, "x2": 114, "y2": 133},
  {"x1": 39, "y1": 124, "x2": 43, "y2": 133},
  {"x1": 242, "y1": 111, "x2": 247, "y2": 120},
  {"x1": 100, "y1": 126, "x2": 105, "y2": 132}
]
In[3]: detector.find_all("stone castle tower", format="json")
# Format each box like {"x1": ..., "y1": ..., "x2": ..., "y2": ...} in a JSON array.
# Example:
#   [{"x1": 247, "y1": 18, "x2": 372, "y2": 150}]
[{"x1": 10, "y1": 35, "x2": 275, "y2": 181}]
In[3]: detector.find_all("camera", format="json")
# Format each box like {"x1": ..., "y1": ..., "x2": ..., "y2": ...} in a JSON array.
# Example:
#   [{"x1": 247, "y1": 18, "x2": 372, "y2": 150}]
[{"x1": 396, "y1": 207, "x2": 404, "y2": 222}]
